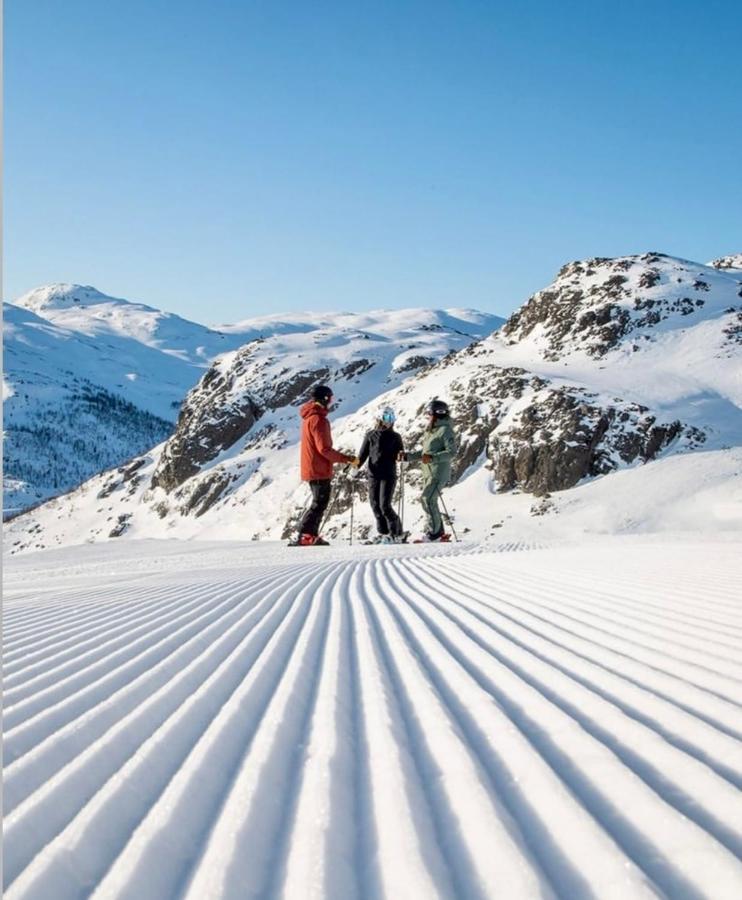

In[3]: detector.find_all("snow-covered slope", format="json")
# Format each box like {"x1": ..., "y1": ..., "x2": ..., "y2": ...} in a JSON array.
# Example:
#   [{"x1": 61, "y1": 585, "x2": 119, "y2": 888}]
[
  {"x1": 4, "y1": 284, "x2": 500, "y2": 517},
  {"x1": 7, "y1": 251, "x2": 739, "y2": 553},
  {"x1": 3, "y1": 302, "x2": 179, "y2": 514},
  {"x1": 3, "y1": 536, "x2": 742, "y2": 898}
]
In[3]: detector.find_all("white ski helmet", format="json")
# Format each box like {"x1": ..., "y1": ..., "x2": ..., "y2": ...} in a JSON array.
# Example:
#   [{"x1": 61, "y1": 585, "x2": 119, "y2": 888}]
[{"x1": 380, "y1": 406, "x2": 396, "y2": 425}]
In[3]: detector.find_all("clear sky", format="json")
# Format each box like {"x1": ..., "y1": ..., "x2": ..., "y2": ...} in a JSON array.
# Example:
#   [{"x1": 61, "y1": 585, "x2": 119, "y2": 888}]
[{"x1": 5, "y1": 0, "x2": 741, "y2": 324}]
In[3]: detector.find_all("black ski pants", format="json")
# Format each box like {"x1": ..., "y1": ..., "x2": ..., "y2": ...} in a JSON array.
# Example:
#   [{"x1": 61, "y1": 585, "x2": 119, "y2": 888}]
[
  {"x1": 368, "y1": 476, "x2": 402, "y2": 536},
  {"x1": 299, "y1": 479, "x2": 332, "y2": 536}
]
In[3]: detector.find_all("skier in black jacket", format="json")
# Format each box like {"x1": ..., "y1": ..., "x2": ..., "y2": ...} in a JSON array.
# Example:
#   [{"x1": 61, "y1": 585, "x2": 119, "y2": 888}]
[{"x1": 357, "y1": 407, "x2": 406, "y2": 543}]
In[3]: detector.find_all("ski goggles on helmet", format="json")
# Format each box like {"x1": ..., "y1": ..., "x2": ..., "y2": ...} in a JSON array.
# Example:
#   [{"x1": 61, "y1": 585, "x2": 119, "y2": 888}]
[{"x1": 424, "y1": 399, "x2": 449, "y2": 417}]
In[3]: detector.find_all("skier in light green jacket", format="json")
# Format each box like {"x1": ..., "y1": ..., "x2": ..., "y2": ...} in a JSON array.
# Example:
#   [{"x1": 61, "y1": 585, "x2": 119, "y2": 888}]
[{"x1": 400, "y1": 398, "x2": 456, "y2": 541}]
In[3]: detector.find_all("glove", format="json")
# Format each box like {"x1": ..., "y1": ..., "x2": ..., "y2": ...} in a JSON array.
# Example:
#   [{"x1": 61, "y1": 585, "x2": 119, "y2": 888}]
[
  {"x1": 349, "y1": 456, "x2": 361, "y2": 468},
  {"x1": 422, "y1": 453, "x2": 432, "y2": 463}
]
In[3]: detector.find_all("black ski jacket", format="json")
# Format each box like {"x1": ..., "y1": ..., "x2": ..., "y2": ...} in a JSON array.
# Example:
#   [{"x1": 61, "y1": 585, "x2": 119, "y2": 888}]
[{"x1": 358, "y1": 427, "x2": 404, "y2": 480}]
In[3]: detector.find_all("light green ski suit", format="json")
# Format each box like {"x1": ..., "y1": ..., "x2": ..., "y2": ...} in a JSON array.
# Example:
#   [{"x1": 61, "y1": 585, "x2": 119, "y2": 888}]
[{"x1": 408, "y1": 419, "x2": 456, "y2": 535}]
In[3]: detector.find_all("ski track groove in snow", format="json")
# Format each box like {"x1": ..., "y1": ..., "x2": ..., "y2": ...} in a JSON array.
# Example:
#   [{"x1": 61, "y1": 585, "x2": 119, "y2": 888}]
[
  {"x1": 391, "y1": 561, "x2": 742, "y2": 861},
  {"x1": 480, "y1": 568, "x2": 742, "y2": 681},
  {"x1": 3, "y1": 578, "x2": 276, "y2": 764},
  {"x1": 2, "y1": 581, "x2": 261, "y2": 718},
  {"x1": 439, "y1": 566, "x2": 742, "y2": 738},
  {"x1": 383, "y1": 566, "x2": 742, "y2": 898},
  {"x1": 5, "y1": 563, "x2": 339, "y2": 899},
  {"x1": 272, "y1": 567, "x2": 359, "y2": 899},
  {"x1": 3, "y1": 539, "x2": 742, "y2": 900},
  {"x1": 414, "y1": 564, "x2": 742, "y2": 785}
]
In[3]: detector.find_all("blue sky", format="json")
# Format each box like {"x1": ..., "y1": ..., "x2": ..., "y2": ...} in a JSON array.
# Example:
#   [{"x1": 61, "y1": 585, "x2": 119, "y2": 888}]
[{"x1": 5, "y1": 0, "x2": 741, "y2": 323}]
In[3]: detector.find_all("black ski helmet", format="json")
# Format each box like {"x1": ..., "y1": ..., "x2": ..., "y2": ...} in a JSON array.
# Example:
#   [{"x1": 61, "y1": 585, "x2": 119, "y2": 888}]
[
  {"x1": 311, "y1": 384, "x2": 334, "y2": 406},
  {"x1": 424, "y1": 398, "x2": 450, "y2": 418}
]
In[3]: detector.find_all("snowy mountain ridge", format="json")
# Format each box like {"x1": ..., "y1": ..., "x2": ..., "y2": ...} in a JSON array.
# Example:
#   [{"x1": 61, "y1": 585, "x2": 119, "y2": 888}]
[
  {"x1": 6, "y1": 250, "x2": 741, "y2": 554},
  {"x1": 13, "y1": 282, "x2": 235, "y2": 364},
  {"x1": 3, "y1": 291, "x2": 502, "y2": 517}
]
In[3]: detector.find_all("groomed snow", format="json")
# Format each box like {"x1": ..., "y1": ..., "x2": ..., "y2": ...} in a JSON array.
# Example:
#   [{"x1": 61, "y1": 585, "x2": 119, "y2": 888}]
[{"x1": 3, "y1": 536, "x2": 742, "y2": 899}]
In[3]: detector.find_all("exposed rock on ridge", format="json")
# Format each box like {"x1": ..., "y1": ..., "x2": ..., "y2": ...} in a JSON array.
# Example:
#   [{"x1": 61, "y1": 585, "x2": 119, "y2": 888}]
[{"x1": 502, "y1": 253, "x2": 741, "y2": 359}]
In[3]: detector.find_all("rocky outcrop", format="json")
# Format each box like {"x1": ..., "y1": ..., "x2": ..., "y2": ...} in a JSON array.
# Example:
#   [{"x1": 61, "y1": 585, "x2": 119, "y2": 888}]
[
  {"x1": 489, "y1": 386, "x2": 703, "y2": 495},
  {"x1": 151, "y1": 357, "x2": 262, "y2": 493},
  {"x1": 177, "y1": 471, "x2": 234, "y2": 517},
  {"x1": 722, "y1": 310, "x2": 742, "y2": 349},
  {"x1": 109, "y1": 513, "x2": 132, "y2": 538},
  {"x1": 394, "y1": 355, "x2": 435, "y2": 374},
  {"x1": 97, "y1": 457, "x2": 148, "y2": 499},
  {"x1": 710, "y1": 254, "x2": 742, "y2": 271},
  {"x1": 501, "y1": 253, "x2": 734, "y2": 359}
]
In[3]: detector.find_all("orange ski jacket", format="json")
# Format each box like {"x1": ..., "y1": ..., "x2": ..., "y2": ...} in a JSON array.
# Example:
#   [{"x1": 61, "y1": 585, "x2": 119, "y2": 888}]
[{"x1": 299, "y1": 401, "x2": 350, "y2": 480}]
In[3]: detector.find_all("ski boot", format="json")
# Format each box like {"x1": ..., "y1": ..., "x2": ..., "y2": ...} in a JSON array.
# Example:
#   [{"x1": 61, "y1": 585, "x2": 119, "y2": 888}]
[{"x1": 289, "y1": 533, "x2": 330, "y2": 547}]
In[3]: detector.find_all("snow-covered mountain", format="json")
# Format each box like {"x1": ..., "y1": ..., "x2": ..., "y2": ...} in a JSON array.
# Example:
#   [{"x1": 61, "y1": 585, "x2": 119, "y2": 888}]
[
  {"x1": 3, "y1": 285, "x2": 236, "y2": 514},
  {"x1": 12, "y1": 283, "x2": 237, "y2": 365},
  {"x1": 3, "y1": 289, "x2": 501, "y2": 519},
  {"x1": 7, "y1": 251, "x2": 741, "y2": 553}
]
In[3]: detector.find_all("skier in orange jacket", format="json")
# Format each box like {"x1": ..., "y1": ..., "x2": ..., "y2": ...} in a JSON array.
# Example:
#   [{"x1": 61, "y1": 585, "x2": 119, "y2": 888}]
[{"x1": 294, "y1": 384, "x2": 357, "y2": 545}]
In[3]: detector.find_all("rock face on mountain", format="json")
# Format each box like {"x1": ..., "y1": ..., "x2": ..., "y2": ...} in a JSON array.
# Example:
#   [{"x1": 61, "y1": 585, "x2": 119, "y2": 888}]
[
  {"x1": 151, "y1": 352, "x2": 265, "y2": 493},
  {"x1": 360, "y1": 357, "x2": 705, "y2": 507},
  {"x1": 148, "y1": 343, "x2": 337, "y2": 507},
  {"x1": 488, "y1": 386, "x2": 700, "y2": 495},
  {"x1": 5, "y1": 253, "x2": 741, "y2": 552},
  {"x1": 502, "y1": 253, "x2": 741, "y2": 360},
  {"x1": 710, "y1": 254, "x2": 742, "y2": 271}
]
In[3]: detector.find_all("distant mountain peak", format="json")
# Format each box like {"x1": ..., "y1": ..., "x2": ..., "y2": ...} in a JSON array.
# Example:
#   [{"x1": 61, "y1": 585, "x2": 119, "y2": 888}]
[{"x1": 13, "y1": 283, "x2": 139, "y2": 314}]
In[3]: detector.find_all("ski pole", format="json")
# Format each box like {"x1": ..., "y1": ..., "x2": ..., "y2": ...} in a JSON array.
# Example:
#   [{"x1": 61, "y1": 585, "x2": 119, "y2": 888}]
[
  {"x1": 349, "y1": 477, "x2": 355, "y2": 545},
  {"x1": 397, "y1": 460, "x2": 403, "y2": 520},
  {"x1": 437, "y1": 487, "x2": 459, "y2": 542}
]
